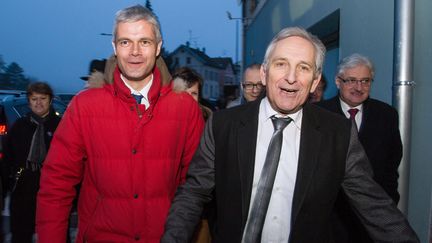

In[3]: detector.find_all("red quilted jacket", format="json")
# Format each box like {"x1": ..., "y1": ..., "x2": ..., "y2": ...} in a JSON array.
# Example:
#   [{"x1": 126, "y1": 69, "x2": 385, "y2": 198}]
[{"x1": 36, "y1": 66, "x2": 204, "y2": 243}]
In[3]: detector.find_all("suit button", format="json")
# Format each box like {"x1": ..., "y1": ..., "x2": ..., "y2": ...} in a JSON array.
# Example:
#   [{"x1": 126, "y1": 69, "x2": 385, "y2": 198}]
[
  {"x1": 134, "y1": 194, "x2": 138, "y2": 199},
  {"x1": 132, "y1": 149, "x2": 137, "y2": 154},
  {"x1": 135, "y1": 235, "x2": 140, "y2": 241}
]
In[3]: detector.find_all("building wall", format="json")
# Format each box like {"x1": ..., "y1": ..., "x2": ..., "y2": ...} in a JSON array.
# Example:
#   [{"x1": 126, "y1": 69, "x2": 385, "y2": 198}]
[
  {"x1": 244, "y1": 0, "x2": 339, "y2": 67},
  {"x1": 339, "y1": 0, "x2": 395, "y2": 104},
  {"x1": 173, "y1": 51, "x2": 203, "y2": 71},
  {"x1": 244, "y1": 0, "x2": 432, "y2": 241}
]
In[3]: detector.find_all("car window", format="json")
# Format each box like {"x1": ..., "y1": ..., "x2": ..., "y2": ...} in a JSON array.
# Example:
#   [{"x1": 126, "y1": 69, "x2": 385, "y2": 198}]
[{"x1": 13, "y1": 103, "x2": 30, "y2": 118}]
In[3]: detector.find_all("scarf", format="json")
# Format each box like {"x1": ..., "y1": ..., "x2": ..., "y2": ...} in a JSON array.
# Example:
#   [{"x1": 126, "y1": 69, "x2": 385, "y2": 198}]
[{"x1": 26, "y1": 112, "x2": 48, "y2": 171}]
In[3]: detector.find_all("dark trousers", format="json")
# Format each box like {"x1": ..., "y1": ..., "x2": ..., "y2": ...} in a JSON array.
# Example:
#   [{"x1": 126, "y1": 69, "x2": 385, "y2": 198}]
[{"x1": 11, "y1": 231, "x2": 33, "y2": 243}]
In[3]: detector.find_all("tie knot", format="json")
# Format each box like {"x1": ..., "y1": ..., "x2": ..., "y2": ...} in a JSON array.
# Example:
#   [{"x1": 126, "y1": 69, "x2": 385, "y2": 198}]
[
  {"x1": 132, "y1": 94, "x2": 143, "y2": 104},
  {"x1": 271, "y1": 115, "x2": 292, "y2": 131},
  {"x1": 348, "y1": 108, "x2": 359, "y2": 120}
]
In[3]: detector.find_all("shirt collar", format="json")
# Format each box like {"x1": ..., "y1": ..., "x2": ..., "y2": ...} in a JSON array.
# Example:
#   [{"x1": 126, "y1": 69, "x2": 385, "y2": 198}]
[
  {"x1": 339, "y1": 98, "x2": 363, "y2": 114},
  {"x1": 120, "y1": 74, "x2": 153, "y2": 97},
  {"x1": 261, "y1": 97, "x2": 302, "y2": 130}
]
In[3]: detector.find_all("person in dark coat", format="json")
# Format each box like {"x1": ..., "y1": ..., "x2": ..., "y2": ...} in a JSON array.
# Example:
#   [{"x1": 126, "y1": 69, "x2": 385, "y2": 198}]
[
  {"x1": 161, "y1": 27, "x2": 417, "y2": 243},
  {"x1": 226, "y1": 63, "x2": 263, "y2": 108},
  {"x1": 3, "y1": 82, "x2": 61, "y2": 243},
  {"x1": 317, "y1": 53, "x2": 403, "y2": 243},
  {"x1": 318, "y1": 53, "x2": 402, "y2": 243}
]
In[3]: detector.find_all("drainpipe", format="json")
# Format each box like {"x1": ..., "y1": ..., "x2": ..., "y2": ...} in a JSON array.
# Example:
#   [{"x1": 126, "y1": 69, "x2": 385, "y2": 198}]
[{"x1": 393, "y1": 0, "x2": 415, "y2": 214}]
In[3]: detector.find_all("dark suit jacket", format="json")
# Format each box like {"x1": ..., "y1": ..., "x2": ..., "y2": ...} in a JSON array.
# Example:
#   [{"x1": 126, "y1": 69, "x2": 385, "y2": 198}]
[
  {"x1": 317, "y1": 96, "x2": 403, "y2": 243},
  {"x1": 317, "y1": 96, "x2": 403, "y2": 202},
  {"x1": 162, "y1": 99, "x2": 418, "y2": 243}
]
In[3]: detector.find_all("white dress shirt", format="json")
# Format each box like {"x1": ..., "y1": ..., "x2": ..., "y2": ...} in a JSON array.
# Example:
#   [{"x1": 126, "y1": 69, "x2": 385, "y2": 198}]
[
  {"x1": 243, "y1": 97, "x2": 301, "y2": 243},
  {"x1": 121, "y1": 74, "x2": 153, "y2": 110},
  {"x1": 339, "y1": 98, "x2": 363, "y2": 129}
]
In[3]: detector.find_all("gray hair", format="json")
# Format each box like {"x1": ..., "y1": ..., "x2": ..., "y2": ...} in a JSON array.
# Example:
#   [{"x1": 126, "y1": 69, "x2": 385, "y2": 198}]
[
  {"x1": 337, "y1": 53, "x2": 375, "y2": 78},
  {"x1": 113, "y1": 5, "x2": 162, "y2": 43},
  {"x1": 262, "y1": 27, "x2": 326, "y2": 78}
]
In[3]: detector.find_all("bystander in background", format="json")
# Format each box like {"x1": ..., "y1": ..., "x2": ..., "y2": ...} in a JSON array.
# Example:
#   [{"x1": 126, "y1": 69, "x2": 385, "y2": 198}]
[
  {"x1": 317, "y1": 53, "x2": 403, "y2": 243},
  {"x1": 3, "y1": 82, "x2": 63, "y2": 243},
  {"x1": 172, "y1": 67, "x2": 212, "y2": 121},
  {"x1": 308, "y1": 74, "x2": 327, "y2": 102},
  {"x1": 226, "y1": 63, "x2": 263, "y2": 108}
]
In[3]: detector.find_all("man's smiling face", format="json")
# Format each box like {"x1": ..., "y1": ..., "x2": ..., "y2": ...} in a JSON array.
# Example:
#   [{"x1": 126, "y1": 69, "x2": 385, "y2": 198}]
[
  {"x1": 113, "y1": 19, "x2": 161, "y2": 87},
  {"x1": 261, "y1": 36, "x2": 321, "y2": 115}
]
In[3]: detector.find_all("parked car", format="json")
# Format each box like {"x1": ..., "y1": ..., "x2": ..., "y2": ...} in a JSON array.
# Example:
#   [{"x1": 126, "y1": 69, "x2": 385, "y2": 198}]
[
  {"x1": 56, "y1": 92, "x2": 76, "y2": 105},
  {"x1": 0, "y1": 90, "x2": 27, "y2": 101}
]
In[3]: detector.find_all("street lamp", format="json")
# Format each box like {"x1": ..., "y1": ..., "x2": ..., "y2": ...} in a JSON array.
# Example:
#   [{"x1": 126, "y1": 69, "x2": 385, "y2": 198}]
[
  {"x1": 226, "y1": 11, "x2": 240, "y2": 64},
  {"x1": 226, "y1": 11, "x2": 252, "y2": 64}
]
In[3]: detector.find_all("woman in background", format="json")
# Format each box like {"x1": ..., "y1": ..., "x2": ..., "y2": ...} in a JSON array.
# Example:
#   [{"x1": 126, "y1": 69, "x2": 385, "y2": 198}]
[
  {"x1": 3, "y1": 82, "x2": 61, "y2": 243},
  {"x1": 172, "y1": 67, "x2": 212, "y2": 121},
  {"x1": 172, "y1": 67, "x2": 212, "y2": 243}
]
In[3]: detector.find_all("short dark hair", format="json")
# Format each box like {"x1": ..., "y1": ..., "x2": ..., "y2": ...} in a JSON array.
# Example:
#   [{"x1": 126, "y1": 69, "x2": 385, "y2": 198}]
[
  {"x1": 26, "y1": 82, "x2": 54, "y2": 101},
  {"x1": 172, "y1": 67, "x2": 204, "y2": 100},
  {"x1": 172, "y1": 67, "x2": 203, "y2": 89}
]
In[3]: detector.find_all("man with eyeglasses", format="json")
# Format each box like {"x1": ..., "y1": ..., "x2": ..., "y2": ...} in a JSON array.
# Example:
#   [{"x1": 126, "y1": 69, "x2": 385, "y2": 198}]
[
  {"x1": 318, "y1": 53, "x2": 403, "y2": 243},
  {"x1": 226, "y1": 63, "x2": 263, "y2": 108}
]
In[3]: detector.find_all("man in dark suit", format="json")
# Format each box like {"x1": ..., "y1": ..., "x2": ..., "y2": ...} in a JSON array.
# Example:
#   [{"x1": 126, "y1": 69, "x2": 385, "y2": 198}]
[
  {"x1": 317, "y1": 53, "x2": 403, "y2": 243},
  {"x1": 161, "y1": 27, "x2": 418, "y2": 243}
]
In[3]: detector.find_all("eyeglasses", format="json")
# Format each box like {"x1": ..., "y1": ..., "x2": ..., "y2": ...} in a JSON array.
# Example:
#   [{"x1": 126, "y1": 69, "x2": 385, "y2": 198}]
[
  {"x1": 338, "y1": 76, "x2": 372, "y2": 86},
  {"x1": 242, "y1": 82, "x2": 264, "y2": 90}
]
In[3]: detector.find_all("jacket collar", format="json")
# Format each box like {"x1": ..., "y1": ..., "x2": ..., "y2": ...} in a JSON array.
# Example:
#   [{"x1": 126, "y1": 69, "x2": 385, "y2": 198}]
[{"x1": 236, "y1": 98, "x2": 261, "y2": 227}]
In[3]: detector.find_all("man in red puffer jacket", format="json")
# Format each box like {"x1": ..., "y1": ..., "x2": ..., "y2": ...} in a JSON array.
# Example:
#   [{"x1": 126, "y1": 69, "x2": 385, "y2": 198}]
[{"x1": 36, "y1": 5, "x2": 204, "y2": 243}]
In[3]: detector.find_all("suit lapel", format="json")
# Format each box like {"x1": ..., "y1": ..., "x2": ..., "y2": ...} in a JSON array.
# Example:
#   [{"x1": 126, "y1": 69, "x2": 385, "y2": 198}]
[
  {"x1": 291, "y1": 104, "x2": 322, "y2": 225},
  {"x1": 237, "y1": 101, "x2": 260, "y2": 226},
  {"x1": 333, "y1": 96, "x2": 345, "y2": 116},
  {"x1": 358, "y1": 98, "x2": 370, "y2": 134}
]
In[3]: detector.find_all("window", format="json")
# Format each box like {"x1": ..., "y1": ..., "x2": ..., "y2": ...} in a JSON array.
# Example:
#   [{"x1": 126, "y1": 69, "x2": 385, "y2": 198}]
[{"x1": 187, "y1": 57, "x2": 191, "y2": 64}]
